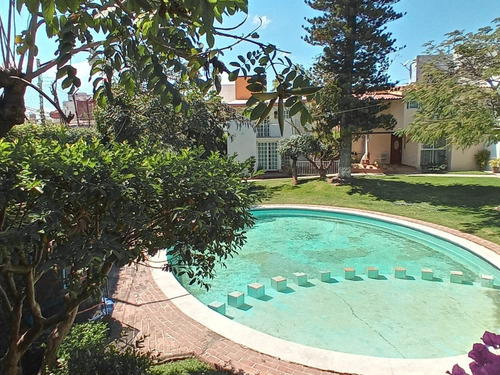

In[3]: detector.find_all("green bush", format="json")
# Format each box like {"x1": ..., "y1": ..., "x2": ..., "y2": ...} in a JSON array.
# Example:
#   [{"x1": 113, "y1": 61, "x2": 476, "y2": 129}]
[
  {"x1": 52, "y1": 322, "x2": 152, "y2": 375},
  {"x1": 149, "y1": 358, "x2": 229, "y2": 375},
  {"x1": 474, "y1": 149, "x2": 491, "y2": 170},
  {"x1": 5, "y1": 123, "x2": 101, "y2": 144}
]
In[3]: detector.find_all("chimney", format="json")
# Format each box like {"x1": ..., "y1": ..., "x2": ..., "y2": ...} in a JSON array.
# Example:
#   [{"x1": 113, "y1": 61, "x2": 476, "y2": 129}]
[{"x1": 235, "y1": 77, "x2": 252, "y2": 100}]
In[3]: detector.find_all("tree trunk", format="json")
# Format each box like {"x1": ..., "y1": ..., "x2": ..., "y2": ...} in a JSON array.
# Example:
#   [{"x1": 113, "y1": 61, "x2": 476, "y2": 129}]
[
  {"x1": 318, "y1": 166, "x2": 327, "y2": 180},
  {"x1": 38, "y1": 307, "x2": 78, "y2": 375},
  {"x1": 2, "y1": 297, "x2": 25, "y2": 375},
  {"x1": 2, "y1": 350, "x2": 22, "y2": 375},
  {"x1": 338, "y1": 127, "x2": 352, "y2": 180},
  {"x1": 291, "y1": 158, "x2": 298, "y2": 186},
  {"x1": 0, "y1": 69, "x2": 28, "y2": 137}
]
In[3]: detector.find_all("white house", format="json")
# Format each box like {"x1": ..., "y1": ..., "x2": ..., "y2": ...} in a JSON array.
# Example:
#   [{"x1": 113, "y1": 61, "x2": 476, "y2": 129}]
[
  {"x1": 223, "y1": 68, "x2": 494, "y2": 173},
  {"x1": 224, "y1": 77, "x2": 307, "y2": 172}
]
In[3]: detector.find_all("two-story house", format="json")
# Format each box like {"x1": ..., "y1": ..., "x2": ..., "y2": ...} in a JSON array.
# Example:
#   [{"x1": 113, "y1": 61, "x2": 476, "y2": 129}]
[{"x1": 224, "y1": 66, "x2": 495, "y2": 173}]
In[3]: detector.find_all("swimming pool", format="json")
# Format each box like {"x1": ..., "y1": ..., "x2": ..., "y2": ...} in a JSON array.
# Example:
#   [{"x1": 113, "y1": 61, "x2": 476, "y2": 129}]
[
  {"x1": 151, "y1": 205, "x2": 500, "y2": 374},
  {"x1": 179, "y1": 206, "x2": 500, "y2": 359}
]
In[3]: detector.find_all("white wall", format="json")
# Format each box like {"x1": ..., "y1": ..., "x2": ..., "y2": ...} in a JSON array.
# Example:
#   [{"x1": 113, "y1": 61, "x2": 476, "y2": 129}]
[
  {"x1": 226, "y1": 120, "x2": 257, "y2": 165},
  {"x1": 449, "y1": 143, "x2": 489, "y2": 171}
]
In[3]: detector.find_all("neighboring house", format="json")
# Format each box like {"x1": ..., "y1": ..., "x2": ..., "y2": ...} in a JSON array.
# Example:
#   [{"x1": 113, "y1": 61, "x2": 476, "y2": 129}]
[
  {"x1": 223, "y1": 67, "x2": 492, "y2": 173},
  {"x1": 225, "y1": 77, "x2": 307, "y2": 172},
  {"x1": 49, "y1": 92, "x2": 95, "y2": 126},
  {"x1": 352, "y1": 86, "x2": 487, "y2": 172}
]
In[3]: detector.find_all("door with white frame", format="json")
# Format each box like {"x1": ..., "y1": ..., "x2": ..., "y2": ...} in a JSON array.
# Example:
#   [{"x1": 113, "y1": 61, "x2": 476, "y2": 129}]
[{"x1": 257, "y1": 142, "x2": 279, "y2": 171}]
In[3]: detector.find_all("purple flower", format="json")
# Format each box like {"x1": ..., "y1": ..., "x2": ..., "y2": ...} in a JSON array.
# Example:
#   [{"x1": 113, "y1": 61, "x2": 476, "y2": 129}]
[
  {"x1": 447, "y1": 364, "x2": 468, "y2": 375},
  {"x1": 470, "y1": 357, "x2": 500, "y2": 375},
  {"x1": 449, "y1": 331, "x2": 500, "y2": 375},
  {"x1": 482, "y1": 332, "x2": 500, "y2": 349},
  {"x1": 469, "y1": 343, "x2": 499, "y2": 366}
]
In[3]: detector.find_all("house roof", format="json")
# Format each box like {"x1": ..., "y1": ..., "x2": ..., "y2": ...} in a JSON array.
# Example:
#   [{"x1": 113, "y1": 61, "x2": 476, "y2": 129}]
[{"x1": 359, "y1": 90, "x2": 403, "y2": 100}]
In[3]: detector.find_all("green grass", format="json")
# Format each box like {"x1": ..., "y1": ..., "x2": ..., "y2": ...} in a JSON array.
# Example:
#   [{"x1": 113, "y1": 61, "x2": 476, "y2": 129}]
[
  {"x1": 150, "y1": 358, "x2": 230, "y2": 375},
  {"x1": 255, "y1": 175, "x2": 500, "y2": 245}
]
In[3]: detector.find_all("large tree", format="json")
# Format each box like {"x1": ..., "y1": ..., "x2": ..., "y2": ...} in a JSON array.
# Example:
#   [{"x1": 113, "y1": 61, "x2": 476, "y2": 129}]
[
  {"x1": 0, "y1": 129, "x2": 261, "y2": 375},
  {"x1": 401, "y1": 22, "x2": 500, "y2": 148},
  {"x1": 95, "y1": 85, "x2": 232, "y2": 154},
  {"x1": 304, "y1": 0, "x2": 402, "y2": 180},
  {"x1": 0, "y1": 0, "x2": 316, "y2": 138}
]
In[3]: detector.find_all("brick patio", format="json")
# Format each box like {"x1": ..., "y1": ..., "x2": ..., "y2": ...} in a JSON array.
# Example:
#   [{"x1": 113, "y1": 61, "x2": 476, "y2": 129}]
[
  {"x1": 109, "y1": 209, "x2": 500, "y2": 375},
  {"x1": 110, "y1": 262, "x2": 348, "y2": 375}
]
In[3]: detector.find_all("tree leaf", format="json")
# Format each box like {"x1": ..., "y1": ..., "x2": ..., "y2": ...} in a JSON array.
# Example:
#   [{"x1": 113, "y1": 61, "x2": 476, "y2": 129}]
[
  {"x1": 255, "y1": 97, "x2": 277, "y2": 126},
  {"x1": 249, "y1": 102, "x2": 267, "y2": 121},
  {"x1": 251, "y1": 92, "x2": 278, "y2": 101}
]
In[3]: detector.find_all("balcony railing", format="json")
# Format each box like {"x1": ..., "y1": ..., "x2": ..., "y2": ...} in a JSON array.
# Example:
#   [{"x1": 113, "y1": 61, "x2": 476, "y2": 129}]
[
  {"x1": 294, "y1": 160, "x2": 339, "y2": 175},
  {"x1": 256, "y1": 124, "x2": 282, "y2": 138}
]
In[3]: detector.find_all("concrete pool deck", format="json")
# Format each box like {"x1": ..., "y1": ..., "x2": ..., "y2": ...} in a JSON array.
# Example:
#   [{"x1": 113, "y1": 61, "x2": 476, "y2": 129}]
[{"x1": 111, "y1": 205, "x2": 500, "y2": 375}]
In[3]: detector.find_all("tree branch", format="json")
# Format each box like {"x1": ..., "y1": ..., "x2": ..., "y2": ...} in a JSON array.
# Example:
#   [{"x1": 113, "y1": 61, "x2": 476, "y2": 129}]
[
  {"x1": 9, "y1": 75, "x2": 73, "y2": 124},
  {"x1": 0, "y1": 282, "x2": 13, "y2": 313},
  {"x1": 24, "y1": 40, "x2": 105, "y2": 81},
  {"x1": 24, "y1": 269, "x2": 45, "y2": 326},
  {"x1": 25, "y1": 11, "x2": 39, "y2": 75}
]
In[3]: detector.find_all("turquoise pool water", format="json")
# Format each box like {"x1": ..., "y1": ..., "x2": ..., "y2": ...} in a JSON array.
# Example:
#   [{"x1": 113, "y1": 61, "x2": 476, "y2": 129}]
[{"x1": 180, "y1": 208, "x2": 500, "y2": 359}]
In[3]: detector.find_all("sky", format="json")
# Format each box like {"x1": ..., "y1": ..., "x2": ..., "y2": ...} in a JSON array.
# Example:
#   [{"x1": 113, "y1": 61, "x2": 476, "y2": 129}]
[{"x1": 19, "y1": 0, "x2": 500, "y2": 112}]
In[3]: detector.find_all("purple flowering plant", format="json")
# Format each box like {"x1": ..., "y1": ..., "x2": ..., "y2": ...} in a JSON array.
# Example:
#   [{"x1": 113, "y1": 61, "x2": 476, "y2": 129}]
[{"x1": 448, "y1": 332, "x2": 500, "y2": 375}]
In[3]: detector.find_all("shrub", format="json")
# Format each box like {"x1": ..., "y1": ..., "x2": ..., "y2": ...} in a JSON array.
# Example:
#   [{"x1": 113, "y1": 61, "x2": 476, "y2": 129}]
[
  {"x1": 149, "y1": 358, "x2": 229, "y2": 375},
  {"x1": 474, "y1": 149, "x2": 491, "y2": 170},
  {"x1": 5, "y1": 123, "x2": 101, "y2": 144},
  {"x1": 52, "y1": 321, "x2": 152, "y2": 375}
]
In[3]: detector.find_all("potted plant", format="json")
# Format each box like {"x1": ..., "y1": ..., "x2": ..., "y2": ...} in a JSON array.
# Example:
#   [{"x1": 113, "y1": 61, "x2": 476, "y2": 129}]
[{"x1": 489, "y1": 158, "x2": 500, "y2": 173}]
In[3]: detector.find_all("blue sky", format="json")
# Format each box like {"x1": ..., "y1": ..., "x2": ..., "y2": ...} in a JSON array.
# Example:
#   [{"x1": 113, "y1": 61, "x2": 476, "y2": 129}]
[
  {"x1": 21, "y1": 0, "x2": 500, "y2": 111},
  {"x1": 222, "y1": 0, "x2": 500, "y2": 85}
]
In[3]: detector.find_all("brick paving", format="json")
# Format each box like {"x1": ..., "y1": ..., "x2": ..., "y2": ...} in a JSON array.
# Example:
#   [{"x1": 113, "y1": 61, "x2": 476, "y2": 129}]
[
  {"x1": 110, "y1": 262, "x2": 347, "y2": 375},
  {"x1": 109, "y1": 209, "x2": 500, "y2": 375}
]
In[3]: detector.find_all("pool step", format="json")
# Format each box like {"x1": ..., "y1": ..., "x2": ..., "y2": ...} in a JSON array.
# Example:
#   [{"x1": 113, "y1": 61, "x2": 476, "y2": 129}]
[
  {"x1": 293, "y1": 272, "x2": 308, "y2": 286},
  {"x1": 247, "y1": 283, "x2": 265, "y2": 298},
  {"x1": 481, "y1": 274, "x2": 494, "y2": 288},
  {"x1": 228, "y1": 291, "x2": 245, "y2": 308},
  {"x1": 367, "y1": 267, "x2": 379, "y2": 279},
  {"x1": 450, "y1": 271, "x2": 463, "y2": 284},
  {"x1": 344, "y1": 267, "x2": 356, "y2": 280},
  {"x1": 421, "y1": 268, "x2": 434, "y2": 281},
  {"x1": 319, "y1": 270, "x2": 331, "y2": 282},
  {"x1": 208, "y1": 301, "x2": 226, "y2": 315},
  {"x1": 271, "y1": 276, "x2": 287, "y2": 291},
  {"x1": 394, "y1": 267, "x2": 406, "y2": 279}
]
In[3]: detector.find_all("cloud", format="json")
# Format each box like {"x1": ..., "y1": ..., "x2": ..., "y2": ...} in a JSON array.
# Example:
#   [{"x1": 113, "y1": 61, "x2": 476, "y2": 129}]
[{"x1": 253, "y1": 15, "x2": 271, "y2": 29}]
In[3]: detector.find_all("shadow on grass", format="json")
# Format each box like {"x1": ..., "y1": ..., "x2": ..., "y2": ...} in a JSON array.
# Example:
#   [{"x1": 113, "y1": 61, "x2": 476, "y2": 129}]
[
  {"x1": 349, "y1": 177, "x2": 500, "y2": 235},
  {"x1": 349, "y1": 178, "x2": 499, "y2": 209}
]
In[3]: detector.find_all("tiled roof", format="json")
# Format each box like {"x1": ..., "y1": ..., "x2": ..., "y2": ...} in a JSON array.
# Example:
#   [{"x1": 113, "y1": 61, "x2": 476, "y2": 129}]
[{"x1": 359, "y1": 90, "x2": 403, "y2": 100}]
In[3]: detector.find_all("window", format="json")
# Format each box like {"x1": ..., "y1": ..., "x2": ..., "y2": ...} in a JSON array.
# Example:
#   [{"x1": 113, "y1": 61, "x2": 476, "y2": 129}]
[
  {"x1": 421, "y1": 138, "x2": 448, "y2": 170},
  {"x1": 256, "y1": 117, "x2": 270, "y2": 137},
  {"x1": 273, "y1": 109, "x2": 290, "y2": 119},
  {"x1": 406, "y1": 101, "x2": 419, "y2": 109},
  {"x1": 257, "y1": 142, "x2": 278, "y2": 170}
]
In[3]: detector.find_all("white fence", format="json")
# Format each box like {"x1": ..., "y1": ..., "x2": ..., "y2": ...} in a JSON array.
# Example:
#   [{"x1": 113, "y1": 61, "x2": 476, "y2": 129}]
[{"x1": 295, "y1": 160, "x2": 339, "y2": 176}]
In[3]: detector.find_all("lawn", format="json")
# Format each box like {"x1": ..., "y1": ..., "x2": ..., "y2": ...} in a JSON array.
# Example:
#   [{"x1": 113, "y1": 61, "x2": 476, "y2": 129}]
[{"x1": 254, "y1": 175, "x2": 500, "y2": 245}]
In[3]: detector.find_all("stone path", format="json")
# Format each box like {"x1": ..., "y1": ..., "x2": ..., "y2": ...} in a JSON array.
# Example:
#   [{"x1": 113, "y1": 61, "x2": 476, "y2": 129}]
[{"x1": 109, "y1": 210, "x2": 500, "y2": 375}]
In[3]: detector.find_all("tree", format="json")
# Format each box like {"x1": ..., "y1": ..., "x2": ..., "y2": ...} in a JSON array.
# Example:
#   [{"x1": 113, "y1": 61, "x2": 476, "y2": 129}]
[
  {"x1": 0, "y1": 129, "x2": 261, "y2": 375},
  {"x1": 278, "y1": 133, "x2": 338, "y2": 184},
  {"x1": 304, "y1": 0, "x2": 402, "y2": 180},
  {"x1": 0, "y1": 0, "x2": 316, "y2": 138},
  {"x1": 400, "y1": 22, "x2": 500, "y2": 148},
  {"x1": 305, "y1": 81, "x2": 341, "y2": 179},
  {"x1": 278, "y1": 135, "x2": 318, "y2": 185},
  {"x1": 95, "y1": 85, "x2": 231, "y2": 155}
]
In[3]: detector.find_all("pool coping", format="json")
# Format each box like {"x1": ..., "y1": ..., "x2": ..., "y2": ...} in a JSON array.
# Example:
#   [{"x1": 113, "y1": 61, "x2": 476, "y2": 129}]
[{"x1": 150, "y1": 204, "x2": 500, "y2": 375}]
